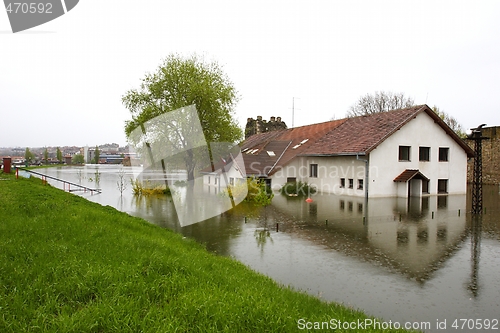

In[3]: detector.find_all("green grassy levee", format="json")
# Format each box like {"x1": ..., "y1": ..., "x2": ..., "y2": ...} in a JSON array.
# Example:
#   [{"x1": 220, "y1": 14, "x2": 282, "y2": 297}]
[{"x1": 0, "y1": 172, "x2": 415, "y2": 332}]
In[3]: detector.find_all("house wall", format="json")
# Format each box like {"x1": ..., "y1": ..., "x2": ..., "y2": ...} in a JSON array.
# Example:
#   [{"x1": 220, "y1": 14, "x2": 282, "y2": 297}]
[
  {"x1": 271, "y1": 156, "x2": 367, "y2": 196},
  {"x1": 369, "y1": 112, "x2": 468, "y2": 197},
  {"x1": 203, "y1": 164, "x2": 244, "y2": 193}
]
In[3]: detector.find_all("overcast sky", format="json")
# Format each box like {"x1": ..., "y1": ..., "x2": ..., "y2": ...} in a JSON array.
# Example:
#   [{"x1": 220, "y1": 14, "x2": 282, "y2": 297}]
[{"x1": 1, "y1": 1, "x2": 499, "y2": 148}]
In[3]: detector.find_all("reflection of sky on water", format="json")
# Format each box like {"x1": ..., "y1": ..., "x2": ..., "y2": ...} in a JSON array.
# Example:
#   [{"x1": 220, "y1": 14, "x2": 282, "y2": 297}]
[{"x1": 38, "y1": 166, "x2": 500, "y2": 330}]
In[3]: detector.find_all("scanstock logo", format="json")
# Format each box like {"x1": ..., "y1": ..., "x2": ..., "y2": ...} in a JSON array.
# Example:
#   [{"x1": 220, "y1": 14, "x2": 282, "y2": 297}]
[{"x1": 3, "y1": 0, "x2": 79, "y2": 33}]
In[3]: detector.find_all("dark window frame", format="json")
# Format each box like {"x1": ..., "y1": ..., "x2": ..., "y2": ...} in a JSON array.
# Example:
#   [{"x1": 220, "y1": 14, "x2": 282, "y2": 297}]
[
  {"x1": 419, "y1": 146, "x2": 430, "y2": 162},
  {"x1": 437, "y1": 179, "x2": 448, "y2": 193},
  {"x1": 340, "y1": 178, "x2": 345, "y2": 188},
  {"x1": 439, "y1": 147, "x2": 449, "y2": 162},
  {"x1": 399, "y1": 145, "x2": 411, "y2": 161},
  {"x1": 348, "y1": 178, "x2": 354, "y2": 189},
  {"x1": 357, "y1": 179, "x2": 364, "y2": 190},
  {"x1": 310, "y1": 163, "x2": 318, "y2": 178}
]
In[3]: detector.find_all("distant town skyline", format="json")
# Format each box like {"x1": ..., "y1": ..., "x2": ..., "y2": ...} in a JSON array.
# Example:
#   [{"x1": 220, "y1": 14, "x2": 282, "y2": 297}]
[{"x1": 2, "y1": 1, "x2": 499, "y2": 148}]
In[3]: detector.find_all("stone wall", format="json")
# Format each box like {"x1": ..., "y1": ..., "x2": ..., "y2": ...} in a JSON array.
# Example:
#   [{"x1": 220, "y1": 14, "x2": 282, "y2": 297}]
[
  {"x1": 466, "y1": 126, "x2": 500, "y2": 184},
  {"x1": 245, "y1": 116, "x2": 287, "y2": 139}
]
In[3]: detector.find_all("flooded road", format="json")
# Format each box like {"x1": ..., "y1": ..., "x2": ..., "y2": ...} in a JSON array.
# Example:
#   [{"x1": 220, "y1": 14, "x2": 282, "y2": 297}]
[{"x1": 37, "y1": 165, "x2": 500, "y2": 331}]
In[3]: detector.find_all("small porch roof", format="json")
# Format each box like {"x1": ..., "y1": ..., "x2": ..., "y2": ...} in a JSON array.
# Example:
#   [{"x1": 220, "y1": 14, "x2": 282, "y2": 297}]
[{"x1": 393, "y1": 169, "x2": 429, "y2": 182}]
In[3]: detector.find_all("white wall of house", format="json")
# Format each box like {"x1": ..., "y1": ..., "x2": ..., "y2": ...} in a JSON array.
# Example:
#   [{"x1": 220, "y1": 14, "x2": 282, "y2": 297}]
[
  {"x1": 271, "y1": 156, "x2": 368, "y2": 196},
  {"x1": 270, "y1": 111, "x2": 469, "y2": 197},
  {"x1": 368, "y1": 111, "x2": 469, "y2": 197},
  {"x1": 203, "y1": 163, "x2": 245, "y2": 194}
]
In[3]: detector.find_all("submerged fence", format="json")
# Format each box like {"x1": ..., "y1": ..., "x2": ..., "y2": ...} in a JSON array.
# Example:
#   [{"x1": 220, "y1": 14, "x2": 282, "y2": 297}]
[{"x1": 15, "y1": 167, "x2": 101, "y2": 194}]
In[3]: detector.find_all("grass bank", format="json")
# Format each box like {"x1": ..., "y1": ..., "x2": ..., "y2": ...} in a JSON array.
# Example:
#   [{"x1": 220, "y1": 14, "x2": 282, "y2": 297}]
[{"x1": 0, "y1": 172, "x2": 415, "y2": 332}]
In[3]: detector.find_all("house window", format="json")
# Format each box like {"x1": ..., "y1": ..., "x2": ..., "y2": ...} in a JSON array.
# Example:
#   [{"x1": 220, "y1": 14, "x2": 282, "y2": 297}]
[
  {"x1": 357, "y1": 179, "x2": 363, "y2": 190},
  {"x1": 214, "y1": 178, "x2": 218, "y2": 185},
  {"x1": 419, "y1": 147, "x2": 430, "y2": 161},
  {"x1": 437, "y1": 179, "x2": 448, "y2": 193},
  {"x1": 287, "y1": 177, "x2": 296, "y2": 183},
  {"x1": 348, "y1": 179, "x2": 354, "y2": 189},
  {"x1": 399, "y1": 146, "x2": 411, "y2": 161},
  {"x1": 422, "y1": 179, "x2": 430, "y2": 194},
  {"x1": 340, "y1": 200, "x2": 345, "y2": 210},
  {"x1": 439, "y1": 147, "x2": 449, "y2": 162},
  {"x1": 340, "y1": 178, "x2": 345, "y2": 188},
  {"x1": 310, "y1": 164, "x2": 318, "y2": 178},
  {"x1": 229, "y1": 177, "x2": 234, "y2": 186}
]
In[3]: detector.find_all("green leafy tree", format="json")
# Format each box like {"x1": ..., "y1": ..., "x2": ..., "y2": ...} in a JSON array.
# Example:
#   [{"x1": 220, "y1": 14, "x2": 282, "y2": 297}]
[
  {"x1": 93, "y1": 146, "x2": 100, "y2": 164},
  {"x1": 346, "y1": 91, "x2": 414, "y2": 117},
  {"x1": 72, "y1": 154, "x2": 85, "y2": 164},
  {"x1": 24, "y1": 148, "x2": 34, "y2": 164},
  {"x1": 56, "y1": 147, "x2": 63, "y2": 163},
  {"x1": 43, "y1": 148, "x2": 49, "y2": 164},
  {"x1": 122, "y1": 54, "x2": 242, "y2": 180}
]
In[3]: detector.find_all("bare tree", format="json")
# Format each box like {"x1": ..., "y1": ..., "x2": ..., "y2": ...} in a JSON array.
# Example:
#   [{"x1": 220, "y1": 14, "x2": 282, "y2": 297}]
[
  {"x1": 432, "y1": 106, "x2": 466, "y2": 138},
  {"x1": 346, "y1": 91, "x2": 415, "y2": 117}
]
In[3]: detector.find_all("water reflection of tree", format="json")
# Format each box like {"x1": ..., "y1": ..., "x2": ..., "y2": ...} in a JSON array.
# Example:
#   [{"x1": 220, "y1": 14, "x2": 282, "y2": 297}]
[
  {"x1": 254, "y1": 206, "x2": 274, "y2": 254},
  {"x1": 254, "y1": 228, "x2": 273, "y2": 254}
]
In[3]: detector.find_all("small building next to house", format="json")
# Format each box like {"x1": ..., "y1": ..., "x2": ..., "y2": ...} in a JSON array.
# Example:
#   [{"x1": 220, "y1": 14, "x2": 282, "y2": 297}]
[{"x1": 211, "y1": 105, "x2": 474, "y2": 198}]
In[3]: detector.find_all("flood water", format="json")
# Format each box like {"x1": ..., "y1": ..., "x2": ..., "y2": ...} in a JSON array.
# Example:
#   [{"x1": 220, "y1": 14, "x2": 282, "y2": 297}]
[{"x1": 36, "y1": 165, "x2": 500, "y2": 332}]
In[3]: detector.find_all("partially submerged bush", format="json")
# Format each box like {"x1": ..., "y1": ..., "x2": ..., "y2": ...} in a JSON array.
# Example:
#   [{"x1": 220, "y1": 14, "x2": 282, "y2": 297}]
[
  {"x1": 225, "y1": 178, "x2": 273, "y2": 206},
  {"x1": 280, "y1": 181, "x2": 316, "y2": 197},
  {"x1": 131, "y1": 179, "x2": 171, "y2": 195}
]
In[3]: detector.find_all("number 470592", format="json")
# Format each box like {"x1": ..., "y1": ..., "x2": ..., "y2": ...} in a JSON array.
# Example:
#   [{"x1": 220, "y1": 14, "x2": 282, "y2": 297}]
[
  {"x1": 5, "y1": 3, "x2": 53, "y2": 14},
  {"x1": 452, "y1": 319, "x2": 498, "y2": 330}
]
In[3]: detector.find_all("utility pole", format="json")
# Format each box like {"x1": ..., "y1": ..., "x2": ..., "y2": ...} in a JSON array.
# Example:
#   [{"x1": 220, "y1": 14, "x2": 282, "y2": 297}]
[{"x1": 469, "y1": 124, "x2": 488, "y2": 215}]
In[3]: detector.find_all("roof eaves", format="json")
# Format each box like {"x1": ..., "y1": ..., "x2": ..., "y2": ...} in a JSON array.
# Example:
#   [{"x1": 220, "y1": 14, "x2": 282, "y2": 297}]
[
  {"x1": 364, "y1": 105, "x2": 426, "y2": 154},
  {"x1": 298, "y1": 152, "x2": 366, "y2": 157},
  {"x1": 423, "y1": 108, "x2": 475, "y2": 158}
]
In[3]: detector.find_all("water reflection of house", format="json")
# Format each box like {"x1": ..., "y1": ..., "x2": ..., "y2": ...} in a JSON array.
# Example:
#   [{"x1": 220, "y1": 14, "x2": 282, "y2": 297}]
[
  {"x1": 271, "y1": 193, "x2": 468, "y2": 281},
  {"x1": 234, "y1": 105, "x2": 474, "y2": 197}
]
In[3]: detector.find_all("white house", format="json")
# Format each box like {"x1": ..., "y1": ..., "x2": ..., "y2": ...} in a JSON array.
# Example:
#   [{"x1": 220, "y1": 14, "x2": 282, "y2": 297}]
[{"x1": 232, "y1": 105, "x2": 474, "y2": 198}]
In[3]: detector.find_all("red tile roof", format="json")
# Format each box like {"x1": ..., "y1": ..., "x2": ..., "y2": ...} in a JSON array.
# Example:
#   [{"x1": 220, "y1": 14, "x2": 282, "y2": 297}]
[
  {"x1": 394, "y1": 169, "x2": 429, "y2": 182},
  {"x1": 240, "y1": 104, "x2": 474, "y2": 177},
  {"x1": 240, "y1": 119, "x2": 346, "y2": 176},
  {"x1": 302, "y1": 105, "x2": 424, "y2": 155}
]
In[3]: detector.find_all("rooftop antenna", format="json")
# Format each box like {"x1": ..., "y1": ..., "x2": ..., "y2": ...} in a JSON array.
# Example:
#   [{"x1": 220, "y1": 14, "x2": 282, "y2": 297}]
[{"x1": 291, "y1": 97, "x2": 300, "y2": 128}]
